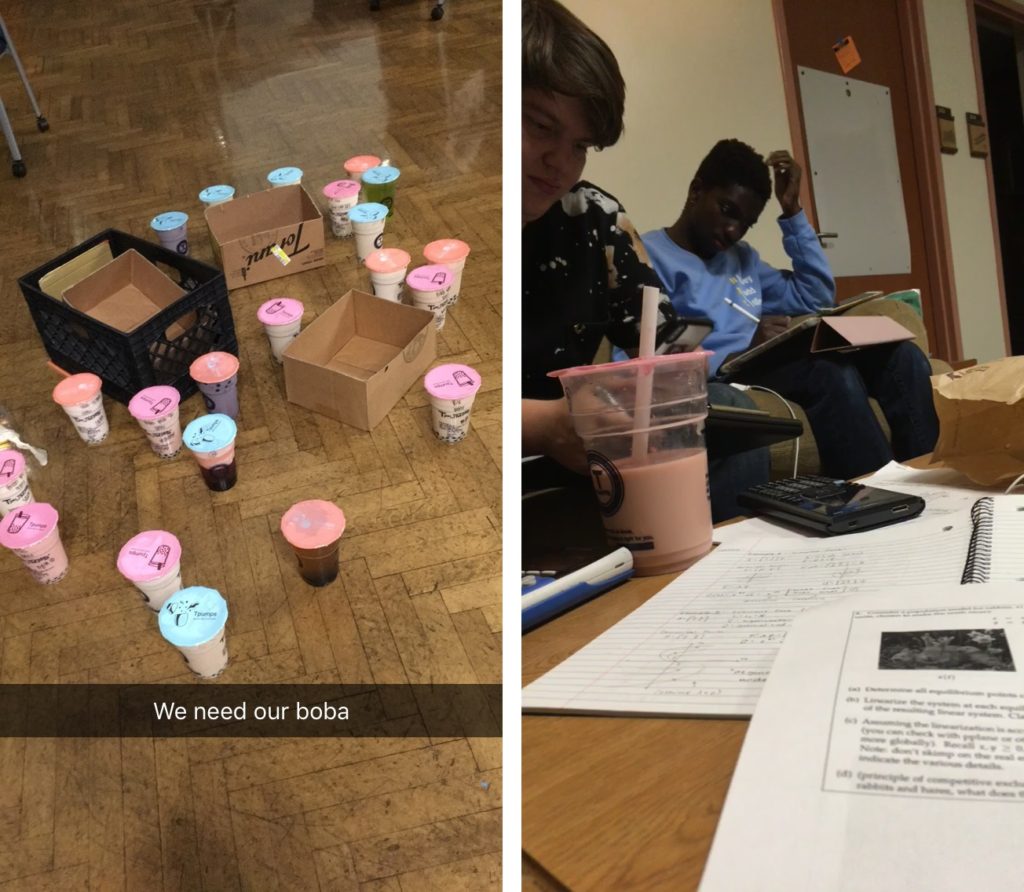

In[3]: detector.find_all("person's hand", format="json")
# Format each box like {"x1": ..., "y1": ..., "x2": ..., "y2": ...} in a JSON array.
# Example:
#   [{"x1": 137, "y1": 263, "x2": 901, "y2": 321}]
[
  {"x1": 766, "y1": 149, "x2": 802, "y2": 217},
  {"x1": 522, "y1": 398, "x2": 588, "y2": 474},
  {"x1": 751, "y1": 315, "x2": 791, "y2": 346}
]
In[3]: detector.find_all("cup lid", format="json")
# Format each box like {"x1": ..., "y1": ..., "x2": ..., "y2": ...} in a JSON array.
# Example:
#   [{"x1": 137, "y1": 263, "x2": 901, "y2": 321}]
[
  {"x1": 182, "y1": 414, "x2": 237, "y2": 454},
  {"x1": 423, "y1": 239, "x2": 471, "y2": 264},
  {"x1": 0, "y1": 449, "x2": 26, "y2": 486},
  {"x1": 52, "y1": 372, "x2": 102, "y2": 407},
  {"x1": 362, "y1": 165, "x2": 400, "y2": 185},
  {"x1": 349, "y1": 203, "x2": 389, "y2": 224},
  {"x1": 189, "y1": 351, "x2": 239, "y2": 384},
  {"x1": 118, "y1": 529, "x2": 182, "y2": 582},
  {"x1": 257, "y1": 298, "x2": 304, "y2": 325},
  {"x1": 343, "y1": 154, "x2": 382, "y2": 174},
  {"x1": 267, "y1": 166, "x2": 303, "y2": 184},
  {"x1": 159, "y1": 586, "x2": 228, "y2": 647},
  {"x1": 280, "y1": 500, "x2": 346, "y2": 549},
  {"x1": 0, "y1": 501, "x2": 59, "y2": 549},
  {"x1": 363, "y1": 248, "x2": 411, "y2": 274},
  {"x1": 548, "y1": 350, "x2": 712, "y2": 380},
  {"x1": 199, "y1": 185, "x2": 235, "y2": 203},
  {"x1": 406, "y1": 264, "x2": 452, "y2": 293},
  {"x1": 424, "y1": 363, "x2": 482, "y2": 399},
  {"x1": 150, "y1": 211, "x2": 189, "y2": 231},
  {"x1": 322, "y1": 180, "x2": 360, "y2": 200},
  {"x1": 128, "y1": 385, "x2": 181, "y2": 421}
]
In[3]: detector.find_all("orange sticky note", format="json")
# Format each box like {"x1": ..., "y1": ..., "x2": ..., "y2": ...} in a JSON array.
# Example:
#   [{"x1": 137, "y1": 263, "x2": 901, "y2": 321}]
[{"x1": 833, "y1": 35, "x2": 861, "y2": 74}]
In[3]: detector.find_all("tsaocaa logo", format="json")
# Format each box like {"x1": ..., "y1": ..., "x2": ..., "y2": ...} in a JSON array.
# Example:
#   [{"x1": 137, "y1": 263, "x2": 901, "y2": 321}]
[{"x1": 587, "y1": 450, "x2": 624, "y2": 517}]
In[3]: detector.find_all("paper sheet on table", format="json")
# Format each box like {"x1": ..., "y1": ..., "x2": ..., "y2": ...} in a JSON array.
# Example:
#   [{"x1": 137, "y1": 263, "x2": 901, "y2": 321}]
[{"x1": 700, "y1": 582, "x2": 1024, "y2": 891}]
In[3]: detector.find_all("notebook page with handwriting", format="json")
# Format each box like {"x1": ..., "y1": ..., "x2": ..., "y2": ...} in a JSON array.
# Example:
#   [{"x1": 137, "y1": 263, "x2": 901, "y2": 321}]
[{"x1": 522, "y1": 516, "x2": 971, "y2": 717}]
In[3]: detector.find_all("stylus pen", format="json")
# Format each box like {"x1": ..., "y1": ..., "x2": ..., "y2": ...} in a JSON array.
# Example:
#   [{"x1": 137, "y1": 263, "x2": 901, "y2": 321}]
[{"x1": 723, "y1": 297, "x2": 759, "y2": 323}]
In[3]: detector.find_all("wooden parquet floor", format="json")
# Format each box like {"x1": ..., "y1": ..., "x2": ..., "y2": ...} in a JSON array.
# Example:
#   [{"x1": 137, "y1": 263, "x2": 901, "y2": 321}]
[{"x1": 0, "y1": 0, "x2": 502, "y2": 888}]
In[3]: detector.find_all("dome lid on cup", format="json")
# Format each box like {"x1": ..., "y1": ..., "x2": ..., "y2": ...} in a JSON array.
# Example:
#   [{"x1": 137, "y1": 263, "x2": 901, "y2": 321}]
[
  {"x1": 150, "y1": 211, "x2": 189, "y2": 231},
  {"x1": 423, "y1": 239, "x2": 471, "y2": 265},
  {"x1": 280, "y1": 500, "x2": 346, "y2": 550},
  {"x1": 343, "y1": 154, "x2": 382, "y2": 174},
  {"x1": 182, "y1": 414, "x2": 237, "y2": 454},
  {"x1": 118, "y1": 529, "x2": 182, "y2": 582},
  {"x1": 0, "y1": 449, "x2": 26, "y2": 486},
  {"x1": 406, "y1": 264, "x2": 452, "y2": 293},
  {"x1": 257, "y1": 298, "x2": 304, "y2": 325},
  {"x1": 267, "y1": 166, "x2": 303, "y2": 185},
  {"x1": 424, "y1": 363, "x2": 482, "y2": 400},
  {"x1": 0, "y1": 501, "x2": 59, "y2": 549},
  {"x1": 322, "y1": 180, "x2": 360, "y2": 200},
  {"x1": 52, "y1": 372, "x2": 102, "y2": 407},
  {"x1": 363, "y1": 248, "x2": 411, "y2": 274},
  {"x1": 128, "y1": 385, "x2": 181, "y2": 421},
  {"x1": 189, "y1": 351, "x2": 239, "y2": 384},
  {"x1": 349, "y1": 203, "x2": 389, "y2": 224},
  {"x1": 362, "y1": 165, "x2": 400, "y2": 185},
  {"x1": 159, "y1": 586, "x2": 229, "y2": 647},
  {"x1": 198, "y1": 185, "x2": 235, "y2": 204}
]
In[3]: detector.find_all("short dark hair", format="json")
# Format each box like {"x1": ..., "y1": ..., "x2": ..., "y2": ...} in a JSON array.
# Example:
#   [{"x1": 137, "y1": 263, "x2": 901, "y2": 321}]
[
  {"x1": 695, "y1": 139, "x2": 772, "y2": 204},
  {"x1": 522, "y1": 0, "x2": 625, "y2": 148}
]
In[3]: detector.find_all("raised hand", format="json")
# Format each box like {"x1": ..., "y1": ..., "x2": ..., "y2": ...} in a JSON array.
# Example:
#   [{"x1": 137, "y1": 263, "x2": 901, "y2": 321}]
[{"x1": 766, "y1": 149, "x2": 802, "y2": 218}]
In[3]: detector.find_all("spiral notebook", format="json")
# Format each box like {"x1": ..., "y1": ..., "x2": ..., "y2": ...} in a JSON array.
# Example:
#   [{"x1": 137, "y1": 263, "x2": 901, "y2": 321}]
[{"x1": 961, "y1": 496, "x2": 1024, "y2": 583}]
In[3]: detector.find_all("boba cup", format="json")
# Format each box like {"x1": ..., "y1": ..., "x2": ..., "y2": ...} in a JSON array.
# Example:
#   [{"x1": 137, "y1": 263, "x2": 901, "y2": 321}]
[
  {"x1": 150, "y1": 211, "x2": 189, "y2": 255},
  {"x1": 322, "y1": 180, "x2": 360, "y2": 237},
  {"x1": 53, "y1": 373, "x2": 109, "y2": 444},
  {"x1": 117, "y1": 529, "x2": 183, "y2": 611},
  {"x1": 0, "y1": 502, "x2": 69, "y2": 585},
  {"x1": 189, "y1": 352, "x2": 240, "y2": 418},
  {"x1": 183, "y1": 414, "x2": 238, "y2": 492},
  {"x1": 0, "y1": 448, "x2": 34, "y2": 516},
  {"x1": 424, "y1": 239, "x2": 471, "y2": 305},
  {"x1": 423, "y1": 364, "x2": 482, "y2": 444},
  {"x1": 159, "y1": 586, "x2": 229, "y2": 678},
  {"x1": 406, "y1": 264, "x2": 455, "y2": 329},
  {"x1": 343, "y1": 154, "x2": 382, "y2": 185},
  {"x1": 280, "y1": 500, "x2": 346, "y2": 587},
  {"x1": 198, "y1": 185, "x2": 235, "y2": 206},
  {"x1": 128, "y1": 385, "x2": 183, "y2": 459},
  {"x1": 363, "y1": 248, "x2": 411, "y2": 301},
  {"x1": 360, "y1": 165, "x2": 400, "y2": 217},
  {"x1": 350, "y1": 203, "x2": 389, "y2": 264},
  {"x1": 257, "y1": 298, "x2": 304, "y2": 363},
  {"x1": 267, "y1": 166, "x2": 303, "y2": 187}
]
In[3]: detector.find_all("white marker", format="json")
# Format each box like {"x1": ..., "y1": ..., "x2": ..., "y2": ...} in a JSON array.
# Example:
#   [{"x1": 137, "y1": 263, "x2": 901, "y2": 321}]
[{"x1": 723, "y1": 296, "x2": 759, "y2": 323}]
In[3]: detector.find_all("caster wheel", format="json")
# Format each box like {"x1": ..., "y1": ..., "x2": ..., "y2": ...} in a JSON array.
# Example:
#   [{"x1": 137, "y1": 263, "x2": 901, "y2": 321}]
[
  {"x1": 369, "y1": 0, "x2": 380, "y2": 9},
  {"x1": 37, "y1": 116, "x2": 49, "y2": 132},
  {"x1": 13, "y1": 160, "x2": 26, "y2": 177},
  {"x1": 431, "y1": 5, "x2": 444, "y2": 19}
]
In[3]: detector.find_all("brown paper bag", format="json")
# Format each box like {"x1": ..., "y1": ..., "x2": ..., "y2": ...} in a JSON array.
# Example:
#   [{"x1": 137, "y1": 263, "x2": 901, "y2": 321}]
[{"x1": 931, "y1": 358, "x2": 1024, "y2": 485}]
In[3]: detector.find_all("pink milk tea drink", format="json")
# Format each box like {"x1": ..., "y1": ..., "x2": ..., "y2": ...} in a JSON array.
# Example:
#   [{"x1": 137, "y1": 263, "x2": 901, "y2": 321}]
[
  {"x1": 423, "y1": 363, "x2": 482, "y2": 443},
  {"x1": 551, "y1": 352, "x2": 713, "y2": 576},
  {"x1": 280, "y1": 500, "x2": 346, "y2": 587},
  {"x1": 183, "y1": 414, "x2": 238, "y2": 492},
  {"x1": 0, "y1": 448, "x2": 35, "y2": 516},
  {"x1": 349, "y1": 203, "x2": 389, "y2": 264},
  {"x1": 189, "y1": 351, "x2": 240, "y2": 418},
  {"x1": 363, "y1": 248, "x2": 411, "y2": 301},
  {"x1": 128, "y1": 385, "x2": 183, "y2": 458},
  {"x1": 257, "y1": 298, "x2": 304, "y2": 363},
  {"x1": 150, "y1": 211, "x2": 190, "y2": 255},
  {"x1": 423, "y1": 239, "x2": 471, "y2": 305},
  {"x1": 117, "y1": 529, "x2": 183, "y2": 611},
  {"x1": 322, "y1": 180, "x2": 361, "y2": 237},
  {"x1": 52, "y1": 373, "x2": 109, "y2": 444},
  {"x1": 159, "y1": 586, "x2": 229, "y2": 678},
  {"x1": 406, "y1": 264, "x2": 454, "y2": 330},
  {"x1": 0, "y1": 502, "x2": 69, "y2": 584}
]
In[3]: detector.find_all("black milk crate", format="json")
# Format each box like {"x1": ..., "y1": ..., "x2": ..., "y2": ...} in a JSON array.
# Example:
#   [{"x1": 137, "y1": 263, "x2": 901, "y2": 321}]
[{"x1": 18, "y1": 229, "x2": 236, "y2": 405}]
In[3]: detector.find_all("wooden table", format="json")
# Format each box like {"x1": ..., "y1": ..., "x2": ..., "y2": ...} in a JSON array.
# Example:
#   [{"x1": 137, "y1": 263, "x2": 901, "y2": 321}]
[{"x1": 522, "y1": 569, "x2": 750, "y2": 891}]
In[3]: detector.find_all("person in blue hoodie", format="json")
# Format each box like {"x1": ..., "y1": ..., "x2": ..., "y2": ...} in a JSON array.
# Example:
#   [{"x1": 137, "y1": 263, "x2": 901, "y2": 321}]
[{"x1": 641, "y1": 138, "x2": 939, "y2": 479}]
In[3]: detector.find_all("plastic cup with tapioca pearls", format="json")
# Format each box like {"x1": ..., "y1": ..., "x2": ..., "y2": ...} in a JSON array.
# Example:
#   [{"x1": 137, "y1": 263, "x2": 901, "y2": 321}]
[
  {"x1": 117, "y1": 529, "x2": 183, "y2": 612},
  {"x1": 349, "y1": 203, "x2": 390, "y2": 264},
  {"x1": 0, "y1": 502, "x2": 69, "y2": 585},
  {"x1": 280, "y1": 500, "x2": 346, "y2": 587},
  {"x1": 406, "y1": 264, "x2": 455, "y2": 329},
  {"x1": 52, "y1": 373, "x2": 109, "y2": 444},
  {"x1": 183, "y1": 413, "x2": 239, "y2": 493},
  {"x1": 423, "y1": 363, "x2": 482, "y2": 444},
  {"x1": 343, "y1": 154, "x2": 382, "y2": 186},
  {"x1": 0, "y1": 448, "x2": 35, "y2": 517},
  {"x1": 267, "y1": 166, "x2": 303, "y2": 187},
  {"x1": 150, "y1": 211, "x2": 190, "y2": 255},
  {"x1": 129, "y1": 385, "x2": 183, "y2": 459},
  {"x1": 189, "y1": 351, "x2": 240, "y2": 419},
  {"x1": 363, "y1": 248, "x2": 411, "y2": 301},
  {"x1": 257, "y1": 298, "x2": 304, "y2": 363},
  {"x1": 322, "y1": 180, "x2": 361, "y2": 238},
  {"x1": 424, "y1": 239, "x2": 471, "y2": 306},
  {"x1": 159, "y1": 586, "x2": 230, "y2": 678},
  {"x1": 198, "y1": 184, "x2": 235, "y2": 207}
]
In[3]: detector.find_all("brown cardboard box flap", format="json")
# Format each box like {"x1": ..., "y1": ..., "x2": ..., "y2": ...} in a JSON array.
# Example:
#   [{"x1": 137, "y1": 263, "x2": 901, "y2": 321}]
[
  {"x1": 63, "y1": 249, "x2": 187, "y2": 334},
  {"x1": 810, "y1": 315, "x2": 915, "y2": 353}
]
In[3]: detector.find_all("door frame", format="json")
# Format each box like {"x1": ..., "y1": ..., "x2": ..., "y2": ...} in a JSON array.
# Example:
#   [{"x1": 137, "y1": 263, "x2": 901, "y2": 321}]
[{"x1": 772, "y1": 0, "x2": 964, "y2": 363}]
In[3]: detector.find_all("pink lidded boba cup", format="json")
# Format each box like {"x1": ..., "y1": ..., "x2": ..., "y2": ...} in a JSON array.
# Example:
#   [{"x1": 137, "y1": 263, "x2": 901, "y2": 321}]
[
  {"x1": 0, "y1": 502, "x2": 69, "y2": 585},
  {"x1": 280, "y1": 500, "x2": 346, "y2": 587},
  {"x1": 256, "y1": 298, "x2": 304, "y2": 363},
  {"x1": 53, "y1": 373, "x2": 109, "y2": 444},
  {"x1": 343, "y1": 154, "x2": 382, "y2": 185},
  {"x1": 117, "y1": 529, "x2": 183, "y2": 611},
  {"x1": 0, "y1": 448, "x2": 35, "y2": 516},
  {"x1": 406, "y1": 264, "x2": 455, "y2": 329},
  {"x1": 322, "y1": 180, "x2": 361, "y2": 238},
  {"x1": 363, "y1": 248, "x2": 411, "y2": 301},
  {"x1": 128, "y1": 385, "x2": 183, "y2": 459},
  {"x1": 189, "y1": 352, "x2": 240, "y2": 418},
  {"x1": 423, "y1": 239, "x2": 471, "y2": 305},
  {"x1": 423, "y1": 364, "x2": 482, "y2": 444}
]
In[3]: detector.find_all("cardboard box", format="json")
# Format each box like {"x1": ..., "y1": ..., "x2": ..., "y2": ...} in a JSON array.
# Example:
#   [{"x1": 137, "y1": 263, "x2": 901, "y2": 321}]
[
  {"x1": 205, "y1": 184, "x2": 326, "y2": 289},
  {"x1": 63, "y1": 249, "x2": 189, "y2": 334},
  {"x1": 283, "y1": 291, "x2": 437, "y2": 430}
]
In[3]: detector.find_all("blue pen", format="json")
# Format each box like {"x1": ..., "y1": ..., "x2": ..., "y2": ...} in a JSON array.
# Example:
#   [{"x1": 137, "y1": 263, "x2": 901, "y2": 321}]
[{"x1": 522, "y1": 547, "x2": 634, "y2": 632}]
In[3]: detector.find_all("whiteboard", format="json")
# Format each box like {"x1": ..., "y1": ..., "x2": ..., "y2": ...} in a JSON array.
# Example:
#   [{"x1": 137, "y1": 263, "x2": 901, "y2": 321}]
[{"x1": 798, "y1": 66, "x2": 911, "y2": 276}]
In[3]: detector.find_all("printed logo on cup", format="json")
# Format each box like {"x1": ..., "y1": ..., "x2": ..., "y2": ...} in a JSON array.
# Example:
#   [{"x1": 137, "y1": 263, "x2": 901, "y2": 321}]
[
  {"x1": 587, "y1": 450, "x2": 625, "y2": 517},
  {"x1": 374, "y1": 234, "x2": 384, "y2": 249},
  {"x1": 0, "y1": 458, "x2": 16, "y2": 480}
]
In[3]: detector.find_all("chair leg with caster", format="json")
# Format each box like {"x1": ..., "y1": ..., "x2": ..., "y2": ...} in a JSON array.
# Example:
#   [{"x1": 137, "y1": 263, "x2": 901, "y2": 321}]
[
  {"x1": 431, "y1": 1, "x2": 444, "y2": 19},
  {"x1": 36, "y1": 115, "x2": 48, "y2": 132}
]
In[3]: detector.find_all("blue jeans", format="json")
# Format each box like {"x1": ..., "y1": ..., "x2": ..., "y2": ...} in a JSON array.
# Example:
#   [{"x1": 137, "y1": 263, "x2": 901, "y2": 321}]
[
  {"x1": 745, "y1": 342, "x2": 939, "y2": 479},
  {"x1": 707, "y1": 381, "x2": 770, "y2": 522}
]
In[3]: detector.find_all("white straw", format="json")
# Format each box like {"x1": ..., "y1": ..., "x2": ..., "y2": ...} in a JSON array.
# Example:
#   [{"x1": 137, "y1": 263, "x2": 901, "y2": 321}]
[{"x1": 631, "y1": 286, "x2": 660, "y2": 459}]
